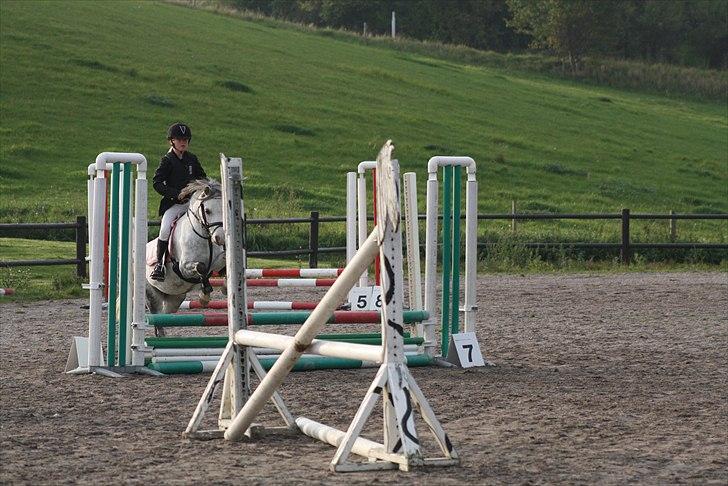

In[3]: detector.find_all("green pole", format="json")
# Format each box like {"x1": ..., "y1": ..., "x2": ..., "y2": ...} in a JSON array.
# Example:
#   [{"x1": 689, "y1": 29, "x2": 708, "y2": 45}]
[
  {"x1": 117, "y1": 163, "x2": 132, "y2": 365},
  {"x1": 146, "y1": 310, "x2": 429, "y2": 327},
  {"x1": 451, "y1": 166, "x2": 462, "y2": 336},
  {"x1": 144, "y1": 332, "x2": 414, "y2": 349},
  {"x1": 441, "y1": 166, "x2": 453, "y2": 356},
  {"x1": 144, "y1": 335, "x2": 425, "y2": 349},
  {"x1": 147, "y1": 313, "x2": 206, "y2": 327},
  {"x1": 106, "y1": 163, "x2": 120, "y2": 365}
]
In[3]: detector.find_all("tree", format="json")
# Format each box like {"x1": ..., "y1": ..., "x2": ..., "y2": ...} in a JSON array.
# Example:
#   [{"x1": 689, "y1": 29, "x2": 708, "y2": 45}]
[{"x1": 507, "y1": 0, "x2": 618, "y2": 69}]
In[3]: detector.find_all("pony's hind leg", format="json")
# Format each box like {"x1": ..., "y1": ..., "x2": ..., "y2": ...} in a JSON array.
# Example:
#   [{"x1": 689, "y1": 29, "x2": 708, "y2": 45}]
[
  {"x1": 162, "y1": 293, "x2": 187, "y2": 314},
  {"x1": 146, "y1": 284, "x2": 167, "y2": 337}
]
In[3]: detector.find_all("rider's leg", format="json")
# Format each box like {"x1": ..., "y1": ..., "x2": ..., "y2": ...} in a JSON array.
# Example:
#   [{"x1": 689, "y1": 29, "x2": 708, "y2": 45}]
[
  {"x1": 151, "y1": 203, "x2": 189, "y2": 281},
  {"x1": 150, "y1": 238, "x2": 167, "y2": 281}
]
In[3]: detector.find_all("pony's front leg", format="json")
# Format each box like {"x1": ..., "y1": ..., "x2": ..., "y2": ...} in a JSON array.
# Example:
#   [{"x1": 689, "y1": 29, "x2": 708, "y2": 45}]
[{"x1": 179, "y1": 261, "x2": 213, "y2": 305}]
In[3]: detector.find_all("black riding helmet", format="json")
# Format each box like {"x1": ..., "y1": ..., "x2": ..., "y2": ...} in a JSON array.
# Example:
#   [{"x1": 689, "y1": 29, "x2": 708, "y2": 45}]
[{"x1": 167, "y1": 122, "x2": 192, "y2": 140}]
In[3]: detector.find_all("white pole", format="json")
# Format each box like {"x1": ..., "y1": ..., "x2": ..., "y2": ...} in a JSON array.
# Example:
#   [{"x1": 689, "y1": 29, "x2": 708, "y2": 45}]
[
  {"x1": 224, "y1": 230, "x2": 380, "y2": 441},
  {"x1": 356, "y1": 173, "x2": 368, "y2": 286},
  {"x1": 403, "y1": 172, "x2": 422, "y2": 311},
  {"x1": 391, "y1": 11, "x2": 396, "y2": 38},
  {"x1": 131, "y1": 164, "x2": 148, "y2": 367},
  {"x1": 464, "y1": 172, "x2": 477, "y2": 333},
  {"x1": 235, "y1": 330, "x2": 383, "y2": 363},
  {"x1": 86, "y1": 164, "x2": 95, "y2": 269},
  {"x1": 346, "y1": 172, "x2": 357, "y2": 264},
  {"x1": 423, "y1": 170, "x2": 439, "y2": 356},
  {"x1": 356, "y1": 161, "x2": 377, "y2": 287},
  {"x1": 297, "y1": 417, "x2": 405, "y2": 466},
  {"x1": 221, "y1": 155, "x2": 247, "y2": 416},
  {"x1": 87, "y1": 170, "x2": 107, "y2": 368}
]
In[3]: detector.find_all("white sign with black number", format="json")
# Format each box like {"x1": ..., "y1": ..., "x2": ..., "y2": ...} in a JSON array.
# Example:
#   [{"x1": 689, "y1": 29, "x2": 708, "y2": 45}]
[
  {"x1": 348, "y1": 286, "x2": 383, "y2": 311},
  {"x1": 370, "y1": 286, "x2": 382, "y2": 310},
  {"x1": 445, "y1": 332, "x2": 485, "y2": 368}
]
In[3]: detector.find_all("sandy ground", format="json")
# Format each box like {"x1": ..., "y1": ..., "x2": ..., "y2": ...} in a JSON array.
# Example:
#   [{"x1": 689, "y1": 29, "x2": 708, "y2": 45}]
[{"x1": 1, "y1": 272, "x2": 726, "y2": 485}]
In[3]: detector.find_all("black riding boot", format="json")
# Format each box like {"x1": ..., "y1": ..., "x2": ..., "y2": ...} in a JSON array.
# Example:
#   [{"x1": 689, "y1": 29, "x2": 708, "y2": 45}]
[{"x1": 150, "y1": 239, "x2": 168, "y2": 281}]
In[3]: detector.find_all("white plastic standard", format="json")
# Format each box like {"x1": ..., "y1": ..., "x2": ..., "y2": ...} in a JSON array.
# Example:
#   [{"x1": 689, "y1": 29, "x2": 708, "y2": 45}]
[
  {"x1": 423, "y1": 156, "x2": 477, "y2": 356},
  {"x1": 86, "y1": 152, "x2": 148, "y2": 373}
]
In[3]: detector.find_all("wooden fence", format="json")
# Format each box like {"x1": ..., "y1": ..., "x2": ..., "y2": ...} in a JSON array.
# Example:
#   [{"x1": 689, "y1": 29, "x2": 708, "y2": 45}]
[{"x1": 1, "y1": 211, "x2": 726, "y2": 277}]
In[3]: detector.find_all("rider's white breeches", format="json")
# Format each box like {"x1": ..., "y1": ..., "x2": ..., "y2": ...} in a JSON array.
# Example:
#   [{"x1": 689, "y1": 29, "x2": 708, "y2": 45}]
[{"x1": 159, "y1": 202, "x2": 189, "y2": 241}]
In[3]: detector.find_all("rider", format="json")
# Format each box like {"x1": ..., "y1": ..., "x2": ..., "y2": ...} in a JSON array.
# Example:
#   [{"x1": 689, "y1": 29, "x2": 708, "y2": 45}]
[{"x1": 150, "y1": 122, "x2": 207, "y2": 281}]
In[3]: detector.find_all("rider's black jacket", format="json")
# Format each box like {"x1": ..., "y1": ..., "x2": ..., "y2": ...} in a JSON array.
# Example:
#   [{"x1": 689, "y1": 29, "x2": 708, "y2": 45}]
[{"x1": 152, "y1": 150, "x2": 207, "y2": 216}]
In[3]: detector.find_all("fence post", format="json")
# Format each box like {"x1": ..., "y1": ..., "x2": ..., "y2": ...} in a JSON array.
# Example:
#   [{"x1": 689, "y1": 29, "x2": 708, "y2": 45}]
[
  {"x1": 76, "y1": 215, "x2": 87, "y2": 278},
  {"x1": 308, "y1": 210, "x2": 319, "y2": 269},
  {"x1": 511, "y1": 200, "x2": 517, "y2": 233},
  {"x1": 669, "y1": 210, "x2": 677, "y2": 241},
  {"x1": 620, "y1": 208, "x2": 630, "y2": 265}
]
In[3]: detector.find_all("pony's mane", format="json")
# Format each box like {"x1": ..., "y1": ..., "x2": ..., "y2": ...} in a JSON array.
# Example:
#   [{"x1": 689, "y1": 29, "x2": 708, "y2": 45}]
[{"x1": 179, "y1": 178, "x2": 222, "y2": 200}]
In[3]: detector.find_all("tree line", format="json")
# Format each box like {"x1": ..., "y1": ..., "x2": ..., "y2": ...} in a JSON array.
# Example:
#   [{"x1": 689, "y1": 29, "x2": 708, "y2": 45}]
[{"x1": 221, "y1": 0, "x2": 727, "y2": 70}]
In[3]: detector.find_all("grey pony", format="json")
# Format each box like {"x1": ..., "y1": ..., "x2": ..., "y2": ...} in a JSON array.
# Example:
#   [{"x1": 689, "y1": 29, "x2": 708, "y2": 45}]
[{"x1": 145, "y1": 179, "x2": 226, "y2": 335}]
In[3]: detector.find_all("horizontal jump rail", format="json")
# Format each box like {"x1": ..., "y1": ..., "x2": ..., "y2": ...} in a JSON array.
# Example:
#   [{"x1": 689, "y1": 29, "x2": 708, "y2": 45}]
[
  {"x1": 179, "y1": 300, "x2": 323, "y2": 311},
  {"x1": 144, "y1": 332, "x2": 416, "y2": 349},
  {"x1": 246, "y1": 268, "x2": 343, "y2": 278},
  {"x1": 146, "y1": 337, "x2": 424, "y2": 351},
  {"x1": 149, "y1": 345, "x2": 421, "y2": 360},
  {"x1": 146, "y1": 310, "x2": 428, "y2": 327},
  {"x1": 209, "y1": 278, "x2": 337, "y2": 287},
  {"x1": 146, "y1": 354, "x2": 433, "y2": 374}
]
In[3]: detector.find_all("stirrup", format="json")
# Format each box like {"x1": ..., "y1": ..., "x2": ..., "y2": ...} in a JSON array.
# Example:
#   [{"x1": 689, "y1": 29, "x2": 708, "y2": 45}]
[{"x1": 150, "y1": 263, "x2": 166, "y2": 281}]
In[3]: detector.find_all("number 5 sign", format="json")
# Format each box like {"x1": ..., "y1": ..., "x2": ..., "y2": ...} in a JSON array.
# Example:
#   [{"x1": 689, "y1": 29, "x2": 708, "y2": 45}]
[
  {"x1": 348, "y1": 286, "x2": 382, "y2": 311},
  {"x1": 445, "y1": 332, "x2": 485, "y2": 368}
]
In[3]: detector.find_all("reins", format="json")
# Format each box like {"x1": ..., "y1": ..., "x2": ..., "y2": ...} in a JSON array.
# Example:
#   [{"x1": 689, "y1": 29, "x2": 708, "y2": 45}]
[{"x1": 170, "y1": 190, "x2": 224, "y2": 289}]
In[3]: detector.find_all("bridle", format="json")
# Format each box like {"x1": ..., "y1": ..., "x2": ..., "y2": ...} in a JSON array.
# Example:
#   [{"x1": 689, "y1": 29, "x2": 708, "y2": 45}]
[
  {"x1": 170, "y1": 191, "x2": 224, "y2": 290},
  {"x1": 187, "y1": 196, "x2": 224, "y2": 241}
]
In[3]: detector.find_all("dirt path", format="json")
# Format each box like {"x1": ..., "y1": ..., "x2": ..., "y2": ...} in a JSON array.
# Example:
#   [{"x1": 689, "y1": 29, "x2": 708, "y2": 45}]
[{"x1": 1, "y1": 272, "x2": 726, "y2": 484}]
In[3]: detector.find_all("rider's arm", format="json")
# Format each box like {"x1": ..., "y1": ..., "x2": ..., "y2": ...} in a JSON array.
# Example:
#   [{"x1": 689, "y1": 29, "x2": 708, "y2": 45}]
[
  {"x1": 191, "y1": 154, "x2": 207, "y2": 180},
  {"x1": 153, "y1": 156, "x2": 182, "y2": 201}
]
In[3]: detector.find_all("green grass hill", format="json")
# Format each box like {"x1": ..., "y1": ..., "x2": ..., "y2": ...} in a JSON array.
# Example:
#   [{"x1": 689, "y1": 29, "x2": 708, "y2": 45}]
[{"x1": 1, "y1": 0, "x2": 726, "y2": 227}]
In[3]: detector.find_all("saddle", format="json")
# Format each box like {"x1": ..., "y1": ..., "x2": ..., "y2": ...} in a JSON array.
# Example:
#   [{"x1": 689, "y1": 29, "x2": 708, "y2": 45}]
[{"x1": 145, "y1": 218, "x2": 181, "y2": 267}]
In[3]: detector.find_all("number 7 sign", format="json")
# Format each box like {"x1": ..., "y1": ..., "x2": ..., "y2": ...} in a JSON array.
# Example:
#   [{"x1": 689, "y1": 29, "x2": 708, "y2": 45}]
[{"x1": 445, "y1": 332, "x2": 485, "y2": 368}]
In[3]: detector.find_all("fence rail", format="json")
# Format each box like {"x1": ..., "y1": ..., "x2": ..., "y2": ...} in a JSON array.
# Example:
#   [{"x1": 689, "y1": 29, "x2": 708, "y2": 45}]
[{"x1": 1, "y1": 211, "x2": 726, "y2": 277}]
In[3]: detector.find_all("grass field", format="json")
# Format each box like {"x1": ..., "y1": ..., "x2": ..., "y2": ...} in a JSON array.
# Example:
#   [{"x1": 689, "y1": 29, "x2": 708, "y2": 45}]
[
  {"x1": 1, "y1": 1, "x2": 725, "y2": 220},
  {"x1": 0, "y1": 0, "x2": 726, "y2": 291}
]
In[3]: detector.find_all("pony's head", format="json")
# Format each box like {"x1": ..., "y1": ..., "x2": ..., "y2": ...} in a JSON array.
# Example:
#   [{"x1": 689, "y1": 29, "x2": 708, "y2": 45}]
[{"x1": 180, "y1": 179, "x2": 225, "y2": 246}]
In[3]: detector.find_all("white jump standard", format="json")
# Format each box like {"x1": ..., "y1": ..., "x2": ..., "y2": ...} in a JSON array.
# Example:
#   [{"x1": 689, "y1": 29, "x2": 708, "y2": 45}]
[
  {"x1": 186, "y1": 142, "x2": 459, "y2": 473},
  {"x1": 69, "y1": 152, "x2": 159, "y2": 377}
]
